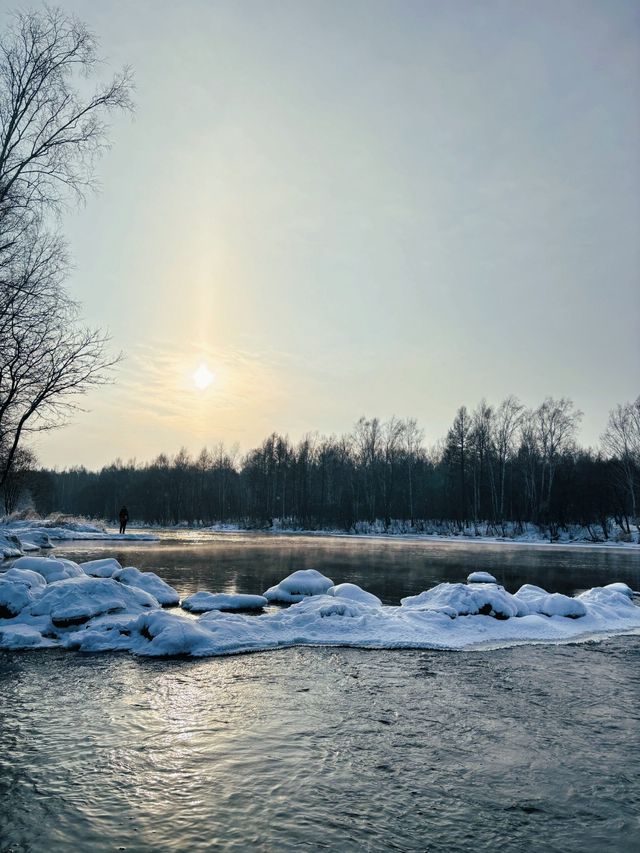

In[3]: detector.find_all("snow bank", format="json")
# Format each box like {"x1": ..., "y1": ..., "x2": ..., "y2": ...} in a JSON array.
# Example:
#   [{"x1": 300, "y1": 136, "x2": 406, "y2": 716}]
[
  {"x1": 112, "y1": 567, "x2": 180, "y2": 606},
  {"x1": 181, "y1": 592, "x2": 268, "y2": 613},
  {"x1": 1, "y1": 557, "x2": 639, "y2": 656},
  {"x1": 263, "y1": 569, "x2": 334, "y2": 602},
  {"x1": 0, "y1": 517, "x2": 159, "y2": 560}
]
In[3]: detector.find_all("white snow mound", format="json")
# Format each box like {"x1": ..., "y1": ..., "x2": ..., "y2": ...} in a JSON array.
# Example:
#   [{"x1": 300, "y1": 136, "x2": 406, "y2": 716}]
[
  {"x1": 328, "y1": 583, "x2": 382, "y2": 607},
  {"x1": 30, "y1": 576, "x2": 159, "y2": 626},
  {"x1": 263, "y1": 569, "x2": 334, "y2": 602},
  {"x1": 81, "y1": 558, "x2": 123, "y2": 578},
  {"x1": 10, "y1": 556, "x2": 84, "y2": 583},
  {"x1": 112, "y1": 567, "x2": 180, "y2": 606},
  {"x1": 401, "y1": 582, "x2": 523, "y2": 619}
]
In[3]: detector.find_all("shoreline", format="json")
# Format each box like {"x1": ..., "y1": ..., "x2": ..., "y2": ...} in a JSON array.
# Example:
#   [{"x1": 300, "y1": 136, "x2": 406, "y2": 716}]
[{"x1": 123, "y1": 525, "x2": 640, "y2": 552}]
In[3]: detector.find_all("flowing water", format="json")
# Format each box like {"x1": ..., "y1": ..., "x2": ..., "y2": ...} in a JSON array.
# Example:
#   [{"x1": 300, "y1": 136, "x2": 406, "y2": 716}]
[{"x1": 1, "y1": 533, "x2": 640, "y2": 852}]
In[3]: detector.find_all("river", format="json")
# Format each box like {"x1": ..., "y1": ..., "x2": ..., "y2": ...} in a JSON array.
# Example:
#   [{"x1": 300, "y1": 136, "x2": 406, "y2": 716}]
[{"x1": 1, "y1": 533, "x2": 639, "y2": 851}]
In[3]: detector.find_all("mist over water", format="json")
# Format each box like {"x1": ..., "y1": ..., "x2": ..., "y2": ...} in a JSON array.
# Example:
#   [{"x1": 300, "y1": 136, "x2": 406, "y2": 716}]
[{"x1": 2, "y1": 535, "x2": 639, "y2": 851}]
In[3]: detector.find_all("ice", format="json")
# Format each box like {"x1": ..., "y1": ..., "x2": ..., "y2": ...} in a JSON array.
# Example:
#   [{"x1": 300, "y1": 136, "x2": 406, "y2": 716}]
[
  {"x1": 467, "y1": 571, "x2": 498, "y2": 584},
  {"x1": 181, "y1": 592, "x2": 268, "y2": 613},
  {"x1": 10, "y1": 556, "x2": 84, "y2": 583},
  {"x1": 328, "y1": 583, "x2": 382, "y2": 607},
  {"x1": 81, "y1": 558, "x2": 123, "y2": 578},
  {"x1": 263, "y1": 569, "x2": 334, "y2": 602},
  {"x1": 112, "y1": 567, "x2": 180, "y2": 606}
]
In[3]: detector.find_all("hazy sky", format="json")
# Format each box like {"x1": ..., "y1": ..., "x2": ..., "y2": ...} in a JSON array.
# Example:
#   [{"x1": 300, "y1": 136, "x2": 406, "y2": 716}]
[{"x1": 7, "y1": 0, "x2": 638, "y2": 468}]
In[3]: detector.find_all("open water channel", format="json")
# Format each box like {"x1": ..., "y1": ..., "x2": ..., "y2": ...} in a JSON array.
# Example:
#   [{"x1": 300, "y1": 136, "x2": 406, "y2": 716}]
[{"x1": 1, "y1": 533, "x2": 639, "y2": 851}]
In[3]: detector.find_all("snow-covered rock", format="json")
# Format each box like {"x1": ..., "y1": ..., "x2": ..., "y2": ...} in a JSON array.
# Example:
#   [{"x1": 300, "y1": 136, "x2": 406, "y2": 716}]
[
  {"x1": 0, "y1": 578, "x2": 39, "y2": 617},
  {"x1": 467, "y1": 571, "x2": 498, "y2": 584},
  {"x1": 328, "y1": 583, "x2": 382, "y2": 607},
  {"x1": 10, "y1": 556, "x2": 84, "y2": 583},
  {"x1": 16, "y1": 530, "x2": 53, "y2": 550},
  {"x1": 112, "y1": 566, "x2": 180, "y2": 606},
  {"x1": 514, "y1": 584, "x2": 587, "y2": 618},
  {"x1": 1, "y1": 567, "x2": 47, "y2": 590},
  {"x1": 401, "y1": 582, "x2": 522, "y2": 619},
  {"x1": 602, "y1": 582, "x2": 635, "y2": 598},
  {"x1": 0, "y1": 533, "x2": 24, "y2": 559},
  {"x1": 81, "y1": 558, "x2": 122, "y2": 578},
  {"x1": 263, "y1": 569, "x2": 334, "y2": 602},
  {"x1": 30, "y1": 575, "x2": 159, "y2": 626},
  {"x1": 181, "y1": 592, "x2": 268, "y2": 613}
]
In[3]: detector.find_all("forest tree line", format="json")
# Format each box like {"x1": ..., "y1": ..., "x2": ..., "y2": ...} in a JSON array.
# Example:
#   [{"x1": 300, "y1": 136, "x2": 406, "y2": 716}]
[{"x1": 11, "y1": 396, "x2": 640, "y2": 540}]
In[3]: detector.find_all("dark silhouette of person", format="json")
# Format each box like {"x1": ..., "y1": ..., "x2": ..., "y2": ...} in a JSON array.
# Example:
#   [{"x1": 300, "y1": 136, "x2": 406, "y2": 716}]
[{"x1": 119, "y1": 505, "x2": 129, "y2": 535}]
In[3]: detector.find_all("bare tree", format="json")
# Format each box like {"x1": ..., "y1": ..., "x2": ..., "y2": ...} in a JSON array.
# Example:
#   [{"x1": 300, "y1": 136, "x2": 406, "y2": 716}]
[
  {"x1": 601, "y1": 397, "x2": 640, "y2": 532},
  {"x1": 0, "y1": 7, "x2": 132, "y2": 485},
  {"x1": 0, "y1": 237, "x2": 115, "y2": 486},
  {"x1": 491, "y1": 395, "x2": 523, "y2": 522},
  {"x1": 536, "y1": 397, "x2": 582, "y2": 509},
  {"x1": 402, "y1": 417, "x2": 424, "y2": 525},
  {"x1": 0, "y1": 7, "x2": 132, "y2": 224}
]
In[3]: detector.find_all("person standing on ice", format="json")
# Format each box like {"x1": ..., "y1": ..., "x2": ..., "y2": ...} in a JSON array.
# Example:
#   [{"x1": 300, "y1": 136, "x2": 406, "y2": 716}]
[{"x1": 118, "y1": 506, "x2": 129, "y2": 535}]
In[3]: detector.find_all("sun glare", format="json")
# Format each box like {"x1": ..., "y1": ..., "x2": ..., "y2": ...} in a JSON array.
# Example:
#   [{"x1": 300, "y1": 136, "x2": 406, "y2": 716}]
[{"x1": 193, "y1": 363, "x2": 215, "y2": 390}]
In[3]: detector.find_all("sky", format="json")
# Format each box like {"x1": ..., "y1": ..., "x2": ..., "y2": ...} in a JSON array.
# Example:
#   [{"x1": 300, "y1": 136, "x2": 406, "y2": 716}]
[{"x1": 4, "y1": 0, "x2": 638, "y2": 468}]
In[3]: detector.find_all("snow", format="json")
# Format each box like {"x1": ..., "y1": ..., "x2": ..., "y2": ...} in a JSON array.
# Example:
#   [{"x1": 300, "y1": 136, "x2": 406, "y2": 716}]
[
  {"x1": 11, "y1": 556, "x2": 85, "y2": 582},
  {"x1": 30, "y1": 576, "x2": 159, "y2": 626},
  {"x1": 0, "y1": 577, "x2": 39, "y2": 617},
  {"x1": 328, "y1": 583, "x2": 382, "y2": 607},
  {"x1": 467, "y1": 571, "x2": 498, "y2": 584},
  {"x1": 81, "y1": 558, "x2": 123, "y2": 578},
  {"x1": 401, "y1": 582, "x2": 524, "y2": 619},
  {"x1": 112, "y1": 566, "x2": 180, "y2": 606},
  {"x1": 0, "y1": 532, "x2": 24, "y2": 559},
  {"x1": 0, "y1": 567, "x2": 47, "y2": 618},
  {"x1": 181, "y1": 592, "x2": 268, "y2": 613},
  {"x1": 0, "y1": 517, "x2": 159, "y2": 560},
  {"x1": 1, "y1": 556, "x2": 639, "y2": 656},
  {"x1": 514, "y1": 585, "x2": 587, "y2": 618},
  {"x1": 263, "y1": 569, "x2": 334, "y2": 602},
  {"x1": 602, "y1": 582, "x2": 636, "y2": 598}
]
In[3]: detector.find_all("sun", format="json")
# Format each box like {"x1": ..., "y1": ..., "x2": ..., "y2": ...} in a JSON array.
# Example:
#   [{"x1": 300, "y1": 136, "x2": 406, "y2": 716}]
[{"x1": 193, "y1": 363, "x2": 215, "y2": 390}]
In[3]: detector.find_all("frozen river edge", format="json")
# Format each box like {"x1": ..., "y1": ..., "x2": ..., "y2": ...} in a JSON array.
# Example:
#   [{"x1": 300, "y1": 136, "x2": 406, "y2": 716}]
[{"x1": 1, "y1": 558, "x2": 639, "y2": 658}]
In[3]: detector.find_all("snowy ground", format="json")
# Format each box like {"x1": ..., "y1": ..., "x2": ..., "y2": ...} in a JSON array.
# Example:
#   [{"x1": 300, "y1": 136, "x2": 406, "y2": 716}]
[
  {"x1": 0, "y1": 517, "x2": 159, "y2": 558},
  {"x1": 1, "y1": 558, "x2": 638, "y2": 657},
  {"x1": 130, "y1": 519, "x2": 640, "y2": 550}
]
